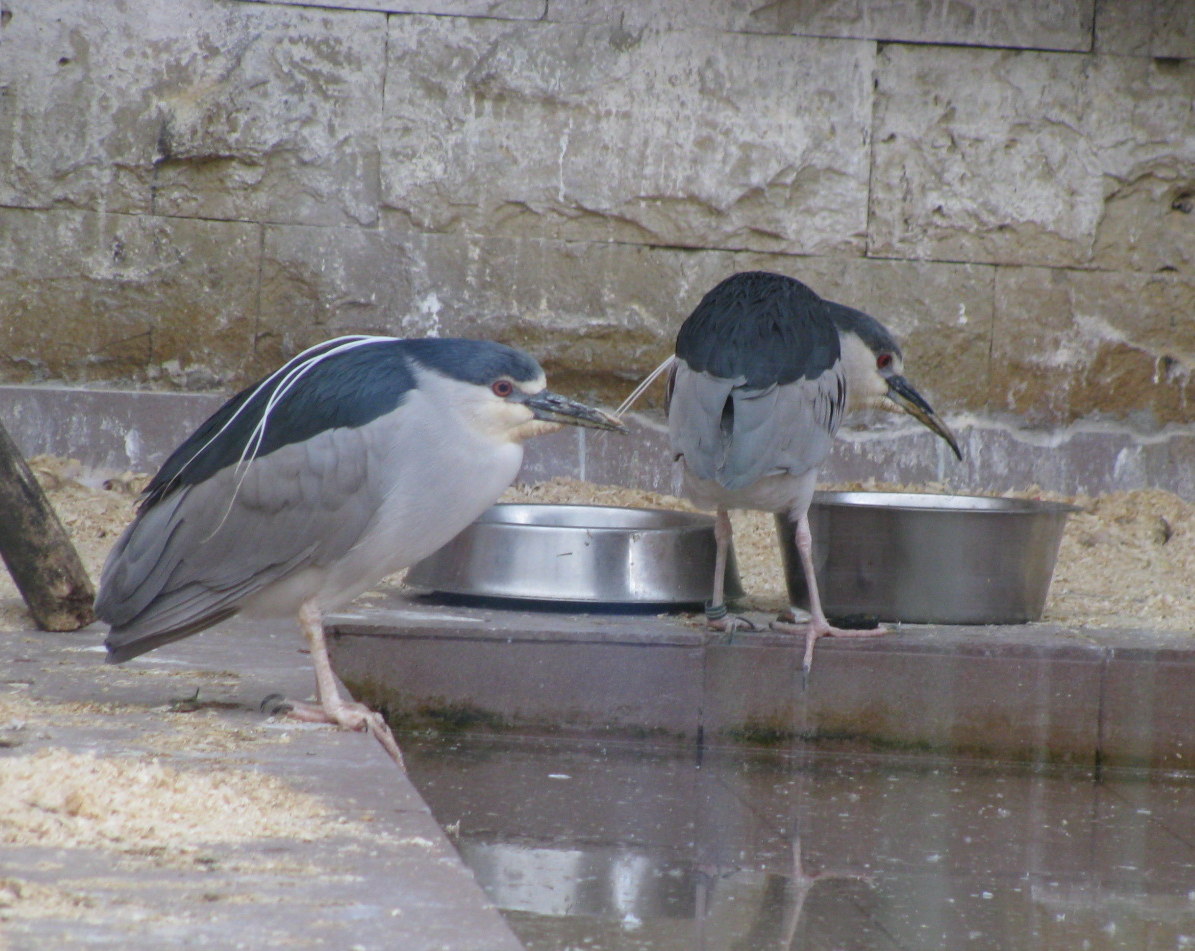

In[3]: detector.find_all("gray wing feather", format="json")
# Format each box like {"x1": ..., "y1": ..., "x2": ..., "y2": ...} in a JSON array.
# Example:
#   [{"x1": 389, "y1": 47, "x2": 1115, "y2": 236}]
[
  {"x1": 668, "y1": 362, "x2": 845, "y2": 491},
  {"x1": 666, "y1": 365, "x2": 738, "y2": 483},
  {"x1": 97, "y1": 424, "x2": 378, "y2": 648}
]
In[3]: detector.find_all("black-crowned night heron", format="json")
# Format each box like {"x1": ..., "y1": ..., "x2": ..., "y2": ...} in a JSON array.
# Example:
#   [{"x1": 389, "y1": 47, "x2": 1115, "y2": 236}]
[
  {"x1": 624, "y1": 271, "x2": 960, "y2": 674},
  {"x1": 95, "y1": 335, "x2": 624, "y2": 763}
]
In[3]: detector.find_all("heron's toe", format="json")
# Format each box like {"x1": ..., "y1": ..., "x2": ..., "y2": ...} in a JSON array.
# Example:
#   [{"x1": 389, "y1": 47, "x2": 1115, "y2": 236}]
[
  {"x1": 323, "y1": 700, "x2": 377, "y2": 733},
  {"x1": 272, "y1": 697, "x2": 405, "y2": 768},
  {"x1": 327, "y1": 702, "x2": 406, "y2": 769},
  {"x1": 705, "y1": 607, "x2": 758, "y2": 641},
  {"x1": 267, "y1": 697, "x2": 335, "y2": 724},
  {"x1": 263, "y1": 696, "x2": 371, "y2": 731}
]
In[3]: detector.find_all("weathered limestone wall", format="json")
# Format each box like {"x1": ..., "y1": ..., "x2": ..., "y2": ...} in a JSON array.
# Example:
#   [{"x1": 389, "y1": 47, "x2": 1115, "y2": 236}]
[{"x1": 0, "y1": 1, "x2": 1192, "y2": 472}]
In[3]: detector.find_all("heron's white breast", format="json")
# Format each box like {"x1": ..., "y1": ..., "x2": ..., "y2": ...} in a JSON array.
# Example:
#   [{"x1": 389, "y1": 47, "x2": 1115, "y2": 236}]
[{"x1": 322, "y1": 391, "x2": 523, "y2": 607}]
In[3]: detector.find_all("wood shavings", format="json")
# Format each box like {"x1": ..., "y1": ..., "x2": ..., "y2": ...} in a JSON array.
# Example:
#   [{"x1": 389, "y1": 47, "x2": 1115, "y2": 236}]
[
  {"x1": 137, "y1": 712, "x2": 286, "y2": 755},
  {"x1": 0, "y1": 878, "x2": 101, "y2": 924},
  {"x1": 0, "y1": 685, "x2": 289, "y2": 761},
  {"x1": 501, "y1": 478, "x2": 702, "y2": 513},
  {"x1": 0, "y1": 459, "x2": 1191, "y2": 635},
  {"x1": 1047, "y1": 489, "x2": 1195, "y2": 630},
  {"x1": 0, "y1": 748, "x2": 335, "y2": 854}
]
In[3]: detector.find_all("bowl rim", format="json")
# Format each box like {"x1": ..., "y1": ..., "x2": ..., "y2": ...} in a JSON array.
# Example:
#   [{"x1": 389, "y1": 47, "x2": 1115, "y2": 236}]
[
  {"x1": 808, "y1": 490, "x2": 1081, "y2": 515},
  {"x1": 474, "y1": 502, "x2": 716, "y2": 532}
]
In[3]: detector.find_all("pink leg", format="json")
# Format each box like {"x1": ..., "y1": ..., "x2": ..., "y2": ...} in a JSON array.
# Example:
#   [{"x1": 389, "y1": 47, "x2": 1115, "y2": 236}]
[
  {"x1": 281, "y1": 601, "x2": 405, "y2": 768},
  {"x1": 705, "y1": 509, "x2": 755, "y2": 635},
  {"x1": 709, "y1": 508, "x2": 731, "y2": 611},
  {"x1": 772, "y1": 513, "x2": 884, "y2": 674}
]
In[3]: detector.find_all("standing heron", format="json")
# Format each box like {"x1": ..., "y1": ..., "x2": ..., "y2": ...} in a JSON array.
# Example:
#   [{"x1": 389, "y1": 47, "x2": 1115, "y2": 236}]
[
  {"x1": 95, "y1": 335, "x2": 624, "y2": 762},
  {"x1": 623, "y1": 271, "x2": 960, "y2": 674}
]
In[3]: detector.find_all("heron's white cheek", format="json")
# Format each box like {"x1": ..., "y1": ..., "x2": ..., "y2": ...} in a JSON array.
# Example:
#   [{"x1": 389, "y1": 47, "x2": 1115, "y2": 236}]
[
  {"x1": 461, "y1": 400, "x2": 538, "y2": 444},
  {"x1": 838, "y1": 334, "x2": 894, "y2": 412}
]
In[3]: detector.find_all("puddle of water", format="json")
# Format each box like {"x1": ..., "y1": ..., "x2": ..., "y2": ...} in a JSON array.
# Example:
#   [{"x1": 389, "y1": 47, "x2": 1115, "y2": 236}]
[{"x1": 404, "y1": 736, "x2": 1195, "y2": 951}]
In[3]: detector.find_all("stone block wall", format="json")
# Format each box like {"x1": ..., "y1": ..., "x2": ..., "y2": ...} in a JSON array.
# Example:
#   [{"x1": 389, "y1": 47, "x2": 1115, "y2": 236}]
[{"x1": 0, "y1": 1, "x2": 1192, "y2": 451}]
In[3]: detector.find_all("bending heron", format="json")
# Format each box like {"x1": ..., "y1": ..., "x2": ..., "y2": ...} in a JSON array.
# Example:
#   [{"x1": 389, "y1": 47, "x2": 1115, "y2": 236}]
[
  {"x1": 96, "y1": 335, "x2": 624, "y2": 762},
  {"x1": 622, "y1": 271, "x2": 960, "y2": 674}
]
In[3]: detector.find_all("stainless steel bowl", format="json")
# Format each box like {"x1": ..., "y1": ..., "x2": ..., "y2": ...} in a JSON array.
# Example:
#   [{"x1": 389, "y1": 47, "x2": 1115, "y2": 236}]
[
  {"x1": 406, "y1": 503, "x2": 743, "y2": 606},
  {"x1": 776, "y1": 492, "x2": 1079, "y2": 624}
]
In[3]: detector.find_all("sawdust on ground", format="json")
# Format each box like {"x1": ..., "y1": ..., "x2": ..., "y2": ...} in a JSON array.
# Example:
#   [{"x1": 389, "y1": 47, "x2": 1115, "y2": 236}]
[
  {"x1": 0, "y1": 747, "x2": 333, "y2": 854},
  {"x1": 2, "y1": 455, "x2": 1193, "y2": 633},
  {"x1": 0, "y1": 738, "x2": 366, "y2": 925},
  {"x1": 0, "y1": 685, "x2": 286, "y2": 756}
]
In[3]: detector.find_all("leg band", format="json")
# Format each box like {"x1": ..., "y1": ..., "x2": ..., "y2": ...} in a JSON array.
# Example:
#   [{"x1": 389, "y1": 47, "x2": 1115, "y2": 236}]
[{"x1": 705, "y1": 600, "x2": 728, "y2": 621}]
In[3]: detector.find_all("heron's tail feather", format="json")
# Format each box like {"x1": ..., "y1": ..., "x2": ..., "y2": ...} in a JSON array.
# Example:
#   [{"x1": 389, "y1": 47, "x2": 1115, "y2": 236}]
[
  {"x1": 104, "y1": 608, "x2": 238, "y2": 664},
  {"x1": 103, "y1": 609, "x2": 236, "y2": 659}
]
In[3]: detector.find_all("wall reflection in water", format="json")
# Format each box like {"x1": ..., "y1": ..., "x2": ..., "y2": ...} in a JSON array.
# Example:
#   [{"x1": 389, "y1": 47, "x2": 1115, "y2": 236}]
[{"x1": 405, "y1": 737, "x2": 1195, "y2": 951}]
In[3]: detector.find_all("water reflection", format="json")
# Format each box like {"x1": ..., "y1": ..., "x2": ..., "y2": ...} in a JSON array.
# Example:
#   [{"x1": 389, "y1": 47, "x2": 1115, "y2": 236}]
[
  {"x1": 457, "y1": 833, "x2": 869, "y2": 949},
  {"x1": 404, "y1": 737, "x2": 1195, "y2": 950}
]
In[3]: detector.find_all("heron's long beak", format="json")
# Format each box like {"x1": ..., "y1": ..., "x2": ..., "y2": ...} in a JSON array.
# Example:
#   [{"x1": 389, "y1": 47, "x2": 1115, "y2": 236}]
[
  {"x1": 524, "y1": 390, "x2": 628, "y2": 432},
  {"x1": 886, "y1": 376, "x2": 962, "y2": 460}
]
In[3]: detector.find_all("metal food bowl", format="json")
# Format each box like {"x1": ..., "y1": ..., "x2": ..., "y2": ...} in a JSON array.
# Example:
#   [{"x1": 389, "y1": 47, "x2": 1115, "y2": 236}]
[
  {"x1": 776, "y1": 491, "x2": 1079, "y2": 625},
  {"x1": 406, "y1": 503, "x2": 743, "y2": 606}
]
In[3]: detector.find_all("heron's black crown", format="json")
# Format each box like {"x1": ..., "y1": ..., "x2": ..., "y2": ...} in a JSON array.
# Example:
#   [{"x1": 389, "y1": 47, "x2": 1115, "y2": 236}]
[
  {"x1": 676, "y1": 271, "x2": 846, "y2": 389},
  {"x1": 825, "y1": 303, "x2": 903, "y2": 362},
  {"x1": 141, "y1": 337, "x2": 544, "y2": 507},
  {"x1": 402, "y1": 337, "x2": 545, "y2": 386}
]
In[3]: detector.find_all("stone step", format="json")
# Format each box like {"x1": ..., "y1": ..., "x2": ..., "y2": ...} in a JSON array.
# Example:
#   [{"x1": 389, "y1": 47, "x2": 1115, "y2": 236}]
[{"x1": 329, "y1": 595, "x2": 1195, "y2": 772}]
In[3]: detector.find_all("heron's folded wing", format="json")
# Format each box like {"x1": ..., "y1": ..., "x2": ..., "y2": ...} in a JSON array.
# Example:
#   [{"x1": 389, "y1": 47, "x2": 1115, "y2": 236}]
[
  {"x1": 721, "y1": 366, "x2": 846, "y2": 490},
  {"x1": 666, "y1": 364, "x2": 738, "y2": 483},
  {"x1": 667, "y1": 362, "x2": 846, "y2": 492},
  {"x1": 96, "y1": 423, "x2": 379, "y2": 646}
]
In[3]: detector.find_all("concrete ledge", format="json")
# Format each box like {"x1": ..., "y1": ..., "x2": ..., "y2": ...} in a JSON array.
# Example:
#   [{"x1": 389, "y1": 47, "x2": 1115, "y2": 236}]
[
  {"x1": 328, "y1": 594, "x2": 1195, "y2": 771},
  {"x1": 0, "y1": 620, "x2": 524, "y2": 950},
  {"x1": 0, "y1": 384, "x2": 226, "y2": 476}
]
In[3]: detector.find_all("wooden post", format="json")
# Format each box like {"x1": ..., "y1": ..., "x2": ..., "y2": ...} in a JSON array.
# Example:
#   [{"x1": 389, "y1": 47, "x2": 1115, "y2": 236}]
[{"x1": 0, "y1": 419, "x2": 95, "y2": 631}]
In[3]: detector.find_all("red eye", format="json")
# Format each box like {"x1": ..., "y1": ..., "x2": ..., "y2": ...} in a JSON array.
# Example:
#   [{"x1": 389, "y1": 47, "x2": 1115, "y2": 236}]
[
  {"x1": 492, "y1": 379, "x2": 514, "y2": 397},
  {"x1": 876, "y1": 353, "x2": 894, "y2": 371}
]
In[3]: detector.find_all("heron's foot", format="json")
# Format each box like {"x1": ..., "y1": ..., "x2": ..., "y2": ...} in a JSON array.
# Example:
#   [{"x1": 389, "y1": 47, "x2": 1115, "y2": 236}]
[
  {"x1": 771, "y1": 615, "x2": 887, "y2": 641},
  {"x1": 769, "y1": 617, "x2": 887, "y2": 680},
  {"x1": 260, "y1": 694, "x2": 405, "y2": 769},
  {"x1": 704, "y1": 601, "x2": 758, "y2": 640}
]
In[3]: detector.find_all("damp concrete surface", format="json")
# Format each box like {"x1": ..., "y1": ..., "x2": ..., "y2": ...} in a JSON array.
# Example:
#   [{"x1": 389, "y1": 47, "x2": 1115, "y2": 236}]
[{"x1": 406, "y1": 734, "x2": 1195, "y2": 951}]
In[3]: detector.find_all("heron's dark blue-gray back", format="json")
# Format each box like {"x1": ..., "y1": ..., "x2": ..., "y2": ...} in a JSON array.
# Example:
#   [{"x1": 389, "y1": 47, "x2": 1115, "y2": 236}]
[
  {"x1": 139, "y1": 336, "x2": 544, "y2": 510},
  {"x1": 675, "y1": 271, "x2": 844, "y2": 388}
]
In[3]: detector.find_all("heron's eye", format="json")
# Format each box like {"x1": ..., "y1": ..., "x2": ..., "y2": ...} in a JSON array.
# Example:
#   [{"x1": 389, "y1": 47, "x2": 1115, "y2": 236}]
[
  {"x1": 876, "y1": 353, "x2": 894, "y2": 371},
  {"x1": 492, "y1": 379, "x2": 515, "y2": 398}
]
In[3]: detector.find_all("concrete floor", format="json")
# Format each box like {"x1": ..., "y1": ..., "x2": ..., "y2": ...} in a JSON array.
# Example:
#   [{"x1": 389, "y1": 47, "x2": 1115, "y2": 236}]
[{"x1": 0, "y1": 620, "x2": 522, "y2": 951}]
